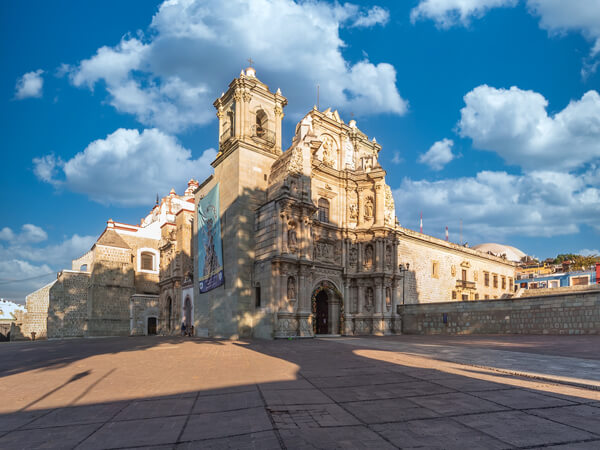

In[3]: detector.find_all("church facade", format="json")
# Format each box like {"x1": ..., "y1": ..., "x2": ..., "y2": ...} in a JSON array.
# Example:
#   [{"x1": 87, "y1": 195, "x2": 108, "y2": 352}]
[{"x1": 192, "y1": 67, "x2": 516, "y2": 339}]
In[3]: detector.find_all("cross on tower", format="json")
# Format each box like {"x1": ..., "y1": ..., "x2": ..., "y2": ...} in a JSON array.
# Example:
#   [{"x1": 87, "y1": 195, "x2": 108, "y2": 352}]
[{"x1": 247, "y1": 57, "x2": 254, "y2": 67}]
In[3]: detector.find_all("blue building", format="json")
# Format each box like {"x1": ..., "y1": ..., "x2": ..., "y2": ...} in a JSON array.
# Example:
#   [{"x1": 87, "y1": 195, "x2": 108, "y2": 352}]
[{"x1": 516, "y1": 269, "x2": 598, "y2": 290}]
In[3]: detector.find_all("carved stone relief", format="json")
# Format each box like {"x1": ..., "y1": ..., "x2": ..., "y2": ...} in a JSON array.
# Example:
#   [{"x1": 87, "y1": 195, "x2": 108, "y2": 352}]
[
  {"x1": 349, "y1": 246, "x2": 358, "y2": 267},
  {"x1": 384, "y1": 185, "x2": 395, "y2": 226},
  {"x1": 364, "y1": 244, "x2": 374, "y2": 270},
  {"x1": 385, "y1": 245, "x2": 392, "y2": 270},
  {"x1": 365, "y1": 287, "x2": 374, "y2": 312},
  {"x1": 321, "y1": 135, "x2": 337, "y2": 169}
]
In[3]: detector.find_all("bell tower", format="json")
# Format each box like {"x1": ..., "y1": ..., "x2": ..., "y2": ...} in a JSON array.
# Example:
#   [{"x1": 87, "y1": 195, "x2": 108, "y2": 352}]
[
  {"x1": 194, "y1": 66, "x2": 288, "y2": 339},
  {"x1": 213, "y1": 65, "x2": 287, "y2": 165}
]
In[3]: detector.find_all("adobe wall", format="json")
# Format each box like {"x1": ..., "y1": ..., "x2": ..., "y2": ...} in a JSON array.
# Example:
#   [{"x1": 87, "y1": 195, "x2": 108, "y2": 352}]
[{"x1": 400, "y1": 290, "x2": 600, "y2": 335}]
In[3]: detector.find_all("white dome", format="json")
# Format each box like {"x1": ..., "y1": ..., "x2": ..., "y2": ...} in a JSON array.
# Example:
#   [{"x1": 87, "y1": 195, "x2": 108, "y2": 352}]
[{"x1": 472, "y1": 243, "x2": 527, "y2": 262}]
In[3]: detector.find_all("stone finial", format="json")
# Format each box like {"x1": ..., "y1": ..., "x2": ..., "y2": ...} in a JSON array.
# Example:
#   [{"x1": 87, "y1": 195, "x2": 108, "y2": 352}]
[
  {"x1": 372, "y1": 137, "x2": 377, "y2": 143},
  {"x1": 276, "y1": 87, "x2": 282, "y2": 95},
  {"x1": 349, "y1": 119, "x2": 356, "y2": 128}
]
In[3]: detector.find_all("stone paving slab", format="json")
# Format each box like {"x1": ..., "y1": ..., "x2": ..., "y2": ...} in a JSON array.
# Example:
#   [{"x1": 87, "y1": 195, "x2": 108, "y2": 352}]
[
  {"x1": 0, "y1": 423, "x2": 101, "y2": 450},
  {"x1": 372, "y1": 417, "x2": 510, "y2": 450},
  {"x1": 323, "y1": 380, "x2": 454, "y2": 403},
  {"x1": 328, "y1": 337, "x2": 600, "y2": 389},
  {"x1": 2, "y1": 335, "x2": 600, "y2": 449},
  {"x1": 454, "y1": 410, "x2": 596, "y2": 447},
  {"x1": 76, "y1": 416, "x2": 187, "y2": 450}
]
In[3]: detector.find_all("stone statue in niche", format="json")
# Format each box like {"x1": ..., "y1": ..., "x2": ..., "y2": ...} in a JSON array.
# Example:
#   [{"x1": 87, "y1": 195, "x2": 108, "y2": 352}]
[
  {"x1": 364, "y1": 197, "x2": 374, "y2": 219},
  {"x1": 349, "y1": 203, "x2": 358, "y2": 221},
  {"x1": 287, "y1": 276, "x2": 296, "y2": 301},
  {"x1": 349, "y1": 247, "x2": 358, "y2": 266},
  {"x1": 365, "y1": 287, "x2": 374, "y2": 311},
  {"x1": 288, "y1": 222, "x2": 297, "y2": 251},
  {"x1": 385, "y1": 287, "x2": 391, "y2": 309},
  {"x1": 364, "y1": 244, "x2": 373, "y2": 269},
  {"x1": 385, "y1": 246, "x2": 392, "y2": 269}
]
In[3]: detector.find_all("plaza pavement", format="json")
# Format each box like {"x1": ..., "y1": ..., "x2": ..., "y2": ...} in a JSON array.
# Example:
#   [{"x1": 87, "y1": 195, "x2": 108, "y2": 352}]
[{"x1": 0, "y1": 335, "x2": 599, "y2": 449}]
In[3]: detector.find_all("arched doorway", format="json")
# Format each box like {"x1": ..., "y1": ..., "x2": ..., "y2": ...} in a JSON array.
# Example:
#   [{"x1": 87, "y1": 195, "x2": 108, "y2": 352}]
[
  {"x1": 147, "y1": 317, "x2": 157, "y2": 335},
  {"x1": 184, "y1": 296, "x2": 192, "y2": 328},
  {"x1": 311, "y1": 281, "x2": 344, "y2": 336},
  {"x1": 315, "y1": 290, "x2": 329, "y2": 334}
]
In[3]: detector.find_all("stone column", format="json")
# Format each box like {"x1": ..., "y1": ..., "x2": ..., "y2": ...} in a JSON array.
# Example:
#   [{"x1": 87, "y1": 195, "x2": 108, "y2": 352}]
[
  {"x1": 234, "y1": 89, "x2": 242, "y2": 137},
  {"x1": 374, "y1": 279, "x2": 383, "y2": 314},
  {"x1": 375, "y1": 239, "x2": 383, "y2": 272},
  {"x1": 357, "y1": 284, "x2": 364, "y2": 314},
  {"x1": 297, "y1": 265, "x2": 311, "y2": 337},
  {"x1": 375, "y1": 184, "x2": 384, "y2": 226},
  {"x1": 281, "y1": 214, "x2": 288, "y2": 254},
  {"x1": 357, "y1": 242, "x2": 363, "y2": 273}
]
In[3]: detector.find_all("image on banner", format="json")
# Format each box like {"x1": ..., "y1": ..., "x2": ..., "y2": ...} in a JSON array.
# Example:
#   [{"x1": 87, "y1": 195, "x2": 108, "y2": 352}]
[{"x1": 198, "y1": 184, "x2": 224, "y2": 292}]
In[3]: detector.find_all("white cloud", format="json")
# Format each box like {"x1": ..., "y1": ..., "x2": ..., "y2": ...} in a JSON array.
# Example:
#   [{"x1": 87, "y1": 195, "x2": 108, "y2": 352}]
[
  {"x1": 411, "y1": 0, "x2": 600, "y2": 76},
  {"x1": 410, "y1": 0, "x2": 517, "y2": 28},
  {"x1": 418, "y1": 138, "x2": 455, "y2": 170},
  {"x1": 67, "y1": 0, "x2": 405, "y2": 133},
  {"x1": 578, "y1": 248, "x2": 599, "y2": 256},
  {"x1": 0, "y1": 231, "x2": 96, "y2": 302},
  {"x1": 392, "y1": 152, "x2": 403, "y2": 164},
  {"x1": 527, "y1": 0, "x2": 600, "y2": 77},
  {"x1": 14, "y1": 69, "x2": 44, "y2": 99},
  {"x1": 393, "y1": 168, "x2": 600, "y2": 244},
  {"x1": 0, "y1": 224, "x2": 47, "y2": 244},
  {"x1": 34, "y1": 128, "x2": 216, "y2": 206},
  {"x1": 458, "y1": 86, "x2": 600, "y2": 171}
]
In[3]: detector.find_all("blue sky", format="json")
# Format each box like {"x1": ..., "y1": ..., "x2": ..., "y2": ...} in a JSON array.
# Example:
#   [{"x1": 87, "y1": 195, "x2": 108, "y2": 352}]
[{"x1": 1, "y1": 0, "x2": 599, "y2": 302}]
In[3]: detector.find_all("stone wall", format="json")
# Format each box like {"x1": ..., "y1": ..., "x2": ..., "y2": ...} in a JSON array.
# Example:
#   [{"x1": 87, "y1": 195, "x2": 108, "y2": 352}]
[
  {"x1": 400, "y1": 291, "x2": 600, "y2": 335},
  {"x1": 130, "y1": 294, "x2": 160, "y2": 336},
  {"x1": 396, "y1": 228, "x2": 515, "y2": 305},
  {"x1": 48, "y1": 271, "x2": 90, "y2": 338},
  {"x1": 20, "y1": 280, "x2": 55, "y2": 339},
  {"x1": 517, "y1": 284, "x2": 600, "y2": 298}
]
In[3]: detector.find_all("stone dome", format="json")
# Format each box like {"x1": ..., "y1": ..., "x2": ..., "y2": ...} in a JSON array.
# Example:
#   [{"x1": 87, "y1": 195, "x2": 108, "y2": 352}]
[{"x1": 472, "y1": 243, "x2": 527, "y2": 262}]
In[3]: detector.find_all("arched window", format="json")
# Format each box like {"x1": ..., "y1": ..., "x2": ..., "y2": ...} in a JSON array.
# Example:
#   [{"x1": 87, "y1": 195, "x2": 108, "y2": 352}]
[
  {"x1": 80, "y1": 264, "x2": 88, "y2": 272},
  {"x1": 318, "y1": 198, "x2": 330, "y2": 223},
  {"x1": 255, "y1": 109, "x2": 267, "y2": 137}
]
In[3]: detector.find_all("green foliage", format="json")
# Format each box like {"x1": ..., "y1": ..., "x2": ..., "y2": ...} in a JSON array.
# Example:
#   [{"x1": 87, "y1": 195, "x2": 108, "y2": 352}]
[{"x1": 550, "y1": 253, "x2": 600, "y2": 271}]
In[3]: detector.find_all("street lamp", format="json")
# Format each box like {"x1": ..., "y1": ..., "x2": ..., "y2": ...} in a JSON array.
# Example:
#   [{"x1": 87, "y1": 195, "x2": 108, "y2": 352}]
[{"x1": 399, "y1": 263, "x2": 410, "y2": 306}]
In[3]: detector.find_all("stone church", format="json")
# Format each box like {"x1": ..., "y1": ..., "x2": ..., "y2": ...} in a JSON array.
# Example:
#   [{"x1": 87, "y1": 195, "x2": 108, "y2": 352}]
[
  {"x1": 17, "y1": 66, "x2": 516, "y2": 341},
  {"x1": 192, "y1": 67, "x2": 516, "y2": 339}
]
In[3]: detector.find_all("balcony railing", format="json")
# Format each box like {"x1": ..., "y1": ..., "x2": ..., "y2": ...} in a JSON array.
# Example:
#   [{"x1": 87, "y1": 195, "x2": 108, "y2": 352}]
[
  {"x1": 456, "y1": 280, "x2": 476, "y2": 289},
  {"x1": 251, "y1": 125, "x2": 276, "y2": 147}
]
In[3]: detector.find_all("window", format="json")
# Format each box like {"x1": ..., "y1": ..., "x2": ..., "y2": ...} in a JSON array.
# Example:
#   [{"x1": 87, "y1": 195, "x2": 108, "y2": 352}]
[
  {"x1": 80, "y1": 264, "x2": 88, "y2": 272},
  {"x1": 474, "y1": 293, "x2": 479, "y2": 300},
  {"x1": 501, "y1": 276, "x2": 506, "y2": 290},
  {"x1": 509, "y1": 277, "x2": 513, "y2": 288},
  {"x1": 318, "y1": 198, "x2": 330, "y2": 223},
  {"x1": 571, "y1": 276, "x2": 589, "y2": 286},
  {"x1": 529, "y1": 282, "x2": 538, "y2": 289},
  {"x1": 484, "y1": 272, "x2": 490, "y2": 287},
  {"x1": 462, "y1": 294, "x2": 469, "y2": 301},
  {"x1": 452, "y1": 291, "x2": 457, "y2": 300},
  {"x1": 255, "y1": 284, "x2": 261, "y2": 308},
  {"x1": 493, "y1": 274, "x2": 498, "y2": 288},
  {"x1": 462, "y1": 269, "x2": 467, "y2": 281},
  {"x1": 432, "y1": 261, "x2": 439, "y2": 278},
  {"x1": 141, "y1": 252, "x2": 154, "y2": 271},
  {"x1": 485, "y1": 294, "x2": 489, "y2": 299},
  {"x1": 549, "y1": 280, "x2": 559, "y2": 288}
]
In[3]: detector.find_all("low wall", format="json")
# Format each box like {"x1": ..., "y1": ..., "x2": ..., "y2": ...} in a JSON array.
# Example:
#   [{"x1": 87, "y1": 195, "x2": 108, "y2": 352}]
[{"x1": 399, "y1": 290, "x2": 600, "y2": 335}]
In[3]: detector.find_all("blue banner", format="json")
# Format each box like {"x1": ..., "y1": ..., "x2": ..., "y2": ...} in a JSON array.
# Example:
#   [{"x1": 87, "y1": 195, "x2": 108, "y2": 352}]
[{"x1": 198, "y1": 184, "x2": 224, "y2": 293}]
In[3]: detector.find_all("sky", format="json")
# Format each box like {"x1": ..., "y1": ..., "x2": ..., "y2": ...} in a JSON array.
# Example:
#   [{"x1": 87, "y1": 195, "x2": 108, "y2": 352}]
[{"x1": 1, "y1": 0, "x2": 599, "y2": 303}]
